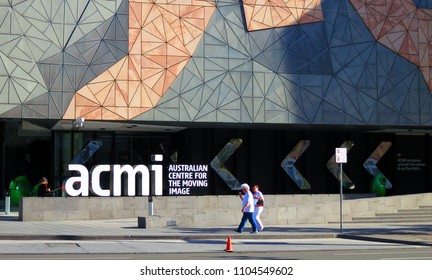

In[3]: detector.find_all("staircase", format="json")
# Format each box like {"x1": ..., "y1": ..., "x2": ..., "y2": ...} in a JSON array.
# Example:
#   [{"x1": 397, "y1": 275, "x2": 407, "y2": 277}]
[{"x1": 349, "y1": 205, "x2": 432, "y2": 223}]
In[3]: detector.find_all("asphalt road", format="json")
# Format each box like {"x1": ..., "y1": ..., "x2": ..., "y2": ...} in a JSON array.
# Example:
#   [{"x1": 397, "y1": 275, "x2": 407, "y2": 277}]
[
  {"x1": 2, "y1": 240, "x2": 431, "y2": 280},
  {"x1": 1, "y1": 247, "x2": 432, "y2": 260},
  {"x1": 0, "y1": 238, "x2": 431, "y2": 260}
]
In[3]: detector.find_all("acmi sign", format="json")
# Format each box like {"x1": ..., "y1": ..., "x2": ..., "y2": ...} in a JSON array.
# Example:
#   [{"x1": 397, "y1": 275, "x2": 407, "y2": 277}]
[{"x1": 65, "y1": 155, "x2": 163, "y2": 197}]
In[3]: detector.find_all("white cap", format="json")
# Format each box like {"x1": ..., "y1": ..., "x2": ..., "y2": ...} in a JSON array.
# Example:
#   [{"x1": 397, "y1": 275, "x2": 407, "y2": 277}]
[{"x1": 241, "y1": 183, "x2": 250, "y2": 190}]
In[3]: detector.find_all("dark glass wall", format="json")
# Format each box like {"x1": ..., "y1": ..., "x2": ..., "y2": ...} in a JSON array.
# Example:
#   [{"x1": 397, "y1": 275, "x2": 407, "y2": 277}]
[
  {"x1": 1, "y1": 121, "x2": 52, "y2": 197},
  {"x1": 171, "y1": 128, "x2": 430, "y2": 196},
  {"x1": 52, "y1": 127, "x2": 432, "y2": 197},
  {"x1": 53, "y1": 131, "x2": 171, "y2": 195}
]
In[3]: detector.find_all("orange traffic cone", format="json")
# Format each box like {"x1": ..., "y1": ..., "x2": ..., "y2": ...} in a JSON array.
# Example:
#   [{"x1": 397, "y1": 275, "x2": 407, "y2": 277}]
[{"x1": 225, "y1": 236, "x2": 233, "y2": 252}]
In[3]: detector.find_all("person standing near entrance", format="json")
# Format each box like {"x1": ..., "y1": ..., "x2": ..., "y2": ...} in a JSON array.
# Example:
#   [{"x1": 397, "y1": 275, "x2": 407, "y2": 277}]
[
  {"x1": 252, "y1": 184, "x2": 264, "y2": 231},
  {"x1": 235, "y1": 183, "x2": 258, "y2": 233}
]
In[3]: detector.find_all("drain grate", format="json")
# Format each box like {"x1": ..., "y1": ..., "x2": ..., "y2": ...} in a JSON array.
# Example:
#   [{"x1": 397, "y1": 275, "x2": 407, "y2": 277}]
[{"x1": 45, "y1": 243, "x2": 80, "y2": 248}]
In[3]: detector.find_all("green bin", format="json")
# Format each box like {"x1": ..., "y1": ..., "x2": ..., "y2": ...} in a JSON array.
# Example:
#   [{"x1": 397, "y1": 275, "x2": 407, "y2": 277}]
[
  {"x1": 370, "y1": 174, "x2": 386, "y2": 197},
  {"x1": 8, "y1": 175, "x2": 32, "y2": 206}
]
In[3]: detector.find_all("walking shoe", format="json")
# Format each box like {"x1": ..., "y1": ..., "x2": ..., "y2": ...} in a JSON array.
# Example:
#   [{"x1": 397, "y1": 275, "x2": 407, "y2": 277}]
[
  {"x1": 234, "y1": 229, "x2": 241, "y2": 233},
  {"x1": 250, "y1": 231, "x2": 258, "y2": 234}
]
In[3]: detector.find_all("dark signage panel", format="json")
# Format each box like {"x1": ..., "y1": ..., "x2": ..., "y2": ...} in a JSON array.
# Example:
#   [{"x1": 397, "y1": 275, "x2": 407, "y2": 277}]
[
  {"x1": 394, "y1": 135, "x2": 427, "y2": 194},
  {"x1": 166, "y1": 164, "x2": 209, "y2": 195}
]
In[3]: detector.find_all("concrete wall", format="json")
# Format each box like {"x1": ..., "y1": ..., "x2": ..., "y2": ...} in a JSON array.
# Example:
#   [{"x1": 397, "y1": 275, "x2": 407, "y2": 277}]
[{"x1": 19, "y1": 193, "x2": 432, "y2": 227}]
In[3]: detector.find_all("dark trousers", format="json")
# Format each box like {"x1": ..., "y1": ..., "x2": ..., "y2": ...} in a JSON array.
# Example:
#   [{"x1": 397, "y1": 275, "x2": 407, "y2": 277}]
[{"x1": 237, "y1": 212, "x2": 257, "y2": 232}]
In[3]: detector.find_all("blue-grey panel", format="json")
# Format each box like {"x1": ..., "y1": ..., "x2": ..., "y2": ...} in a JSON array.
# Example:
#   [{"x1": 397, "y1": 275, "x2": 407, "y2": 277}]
[
  {"x1": 414, "y1": 0, "x2": 432, "y2": 8},
  {"x1": 325, "y1": 0, "x2": 374, "y2": 47},
  {"x1": 252, "y1": 24, "x2": 332, "y2": 74}
]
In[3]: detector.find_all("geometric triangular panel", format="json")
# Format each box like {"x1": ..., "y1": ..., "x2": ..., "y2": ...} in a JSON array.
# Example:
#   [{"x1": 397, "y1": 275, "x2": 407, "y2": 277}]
[
  {"x1": 0, "y1": 0, "x2": 124, "y2": 119},
  {"x1": 4, "y1": 0, "x2": 432, "y2": 129},
  {"x1": 243, "y1": 0, "x2": 323, "y2": 31},
  {"x1": 352, "y1": 0, "x2": 432, "y2": 92},
  {"x1": 64, "y1": 0, "x2": 216, "y2": 120}
]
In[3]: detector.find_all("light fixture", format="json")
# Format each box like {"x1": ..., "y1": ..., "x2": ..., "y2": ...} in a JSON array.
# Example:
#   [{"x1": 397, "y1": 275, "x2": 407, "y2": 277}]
[{"x1": 72, "y1": 117, "x2": 85, "y2": 129}]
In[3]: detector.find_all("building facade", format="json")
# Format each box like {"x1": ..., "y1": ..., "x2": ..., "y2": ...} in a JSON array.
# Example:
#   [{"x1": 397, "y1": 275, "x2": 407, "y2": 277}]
[{"x1": 1, "y1": 0, "x2": 432, "y2": 199}]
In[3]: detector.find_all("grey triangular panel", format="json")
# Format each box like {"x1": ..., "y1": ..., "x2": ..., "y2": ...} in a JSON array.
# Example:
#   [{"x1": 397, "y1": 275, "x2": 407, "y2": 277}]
[
  {"x1": 266, "y1": 110, "x2": 290, "y2": 123},
  {"x1": 180, "y1": 84, "x2": 205, "y2": 108},
  {"x1": 24, "y1": 92, "x2": 49, "y2": 105},
  {"x1": 240, "y1": 97, "x2": 253, "y2": 122},
  {"x1": 153, "y1": 108, "x2": 180, "y2": 121},
  {"x1": 22, "y1": 104, "x2": 49, "y2": 118},
  {"x1": 217, "y1": 108, "x2": 241, "y2": 122},
  {"x1": 194, "y1": 102, "x2": 217, "y2": 122},
  {"x1": 0, "y1": 104, "x2": 22, "y2": 117},
  {"x1": 186, "y1": 58, "x2": 205, "y2": 82}
]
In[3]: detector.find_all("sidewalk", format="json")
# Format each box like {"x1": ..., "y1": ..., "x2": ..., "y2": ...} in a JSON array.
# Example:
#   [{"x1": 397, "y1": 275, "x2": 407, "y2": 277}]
[{"x1": 1, "y1": 211, "x2": 431, "y2": 246}]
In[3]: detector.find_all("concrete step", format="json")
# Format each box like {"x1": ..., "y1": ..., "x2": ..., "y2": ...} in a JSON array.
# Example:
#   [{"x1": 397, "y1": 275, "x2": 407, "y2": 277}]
[
  {"x1": 375, "y1": 212, "x2": 432, "y2": 217},
  {"x1": 397, "y1": 209, "x2": 432, "y2": 214},
  {"x1": 348, "y1": 205, "x2": 432, "y2": 223},
  {"x1": 353, "y1": 215, "x2": 432, "y2": 220},
  {"x1": 344, "y1": 219, "x2": 432, "y2": 224},
  {"x1": 348, "y1": 217, "x2": 432, "y2": 223}
]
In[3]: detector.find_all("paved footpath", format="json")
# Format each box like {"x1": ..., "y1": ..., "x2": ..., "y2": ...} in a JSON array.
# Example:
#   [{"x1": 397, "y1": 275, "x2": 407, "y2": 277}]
[{"x1": 0, "y1": 211, "x2": 431, "y2": 255}]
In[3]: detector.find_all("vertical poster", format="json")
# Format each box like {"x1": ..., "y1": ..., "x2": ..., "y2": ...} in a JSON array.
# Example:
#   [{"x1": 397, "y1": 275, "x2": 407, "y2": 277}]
[{"x1": 395, "y1": 135, "x2": 427, "y2": 194}]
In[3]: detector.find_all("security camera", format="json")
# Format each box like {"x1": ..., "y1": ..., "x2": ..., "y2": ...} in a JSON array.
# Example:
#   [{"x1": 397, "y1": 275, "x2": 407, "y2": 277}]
[{"x1": 72, "y1": 117, "x2": 85, "y2": 129}]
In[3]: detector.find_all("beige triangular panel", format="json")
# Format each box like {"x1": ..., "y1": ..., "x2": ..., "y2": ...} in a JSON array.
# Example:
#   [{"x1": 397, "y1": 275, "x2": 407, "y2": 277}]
[{"x1": 243, "y1": 0, "x2": 323, "y2": 31}]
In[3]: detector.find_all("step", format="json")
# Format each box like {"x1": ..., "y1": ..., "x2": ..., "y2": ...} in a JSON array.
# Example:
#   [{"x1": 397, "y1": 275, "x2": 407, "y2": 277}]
[
  {"x1": 347, "y1": 205, "x2": 432, "y2": 224},
  {"x1": 375, "y1": 212, "x2": 432, "y2": 218},
  {"x1": 353, "y1": 215, "x2": 432, "y2": 220},
  {"x1": 348, "y1": 217, "x2": 432, "y2": 223},
  {"x1": 397, "y1": 209, "x2": 432, "y2": 214}
]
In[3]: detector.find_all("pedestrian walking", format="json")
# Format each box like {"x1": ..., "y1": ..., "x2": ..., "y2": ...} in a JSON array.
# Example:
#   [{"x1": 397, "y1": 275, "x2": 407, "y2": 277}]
[
  {"x1": 252, "y1": 184, "x2": 264, "y2": 231},
  {"x1": 235, "y1": 183, "x2": 258, "y2": 233}
]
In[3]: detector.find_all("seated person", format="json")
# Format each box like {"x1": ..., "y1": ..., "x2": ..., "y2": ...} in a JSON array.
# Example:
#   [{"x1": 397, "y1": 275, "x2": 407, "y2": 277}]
[{"x1": 37, "y1": 177, "x2": 51, "y2": 197}]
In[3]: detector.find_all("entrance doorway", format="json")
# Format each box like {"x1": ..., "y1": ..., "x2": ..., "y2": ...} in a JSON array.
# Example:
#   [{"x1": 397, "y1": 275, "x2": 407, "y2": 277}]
[{"x1": 1, "y1": 120, "x2": 52, "y2": 200}]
